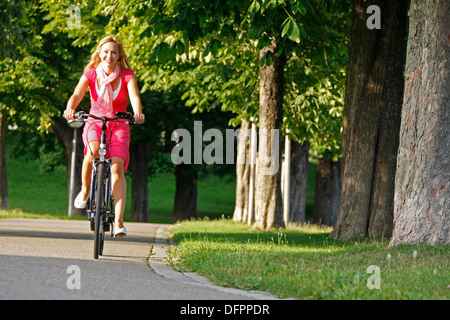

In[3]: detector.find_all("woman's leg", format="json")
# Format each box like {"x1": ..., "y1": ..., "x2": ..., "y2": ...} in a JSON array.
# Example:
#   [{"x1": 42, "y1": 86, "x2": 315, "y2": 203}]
[
  {"x1": 111, "y1": 157, "x2": 126, "y2": 228},
  {"x1": 79, "y1": 141, "x2": 99, "y2": 200}
]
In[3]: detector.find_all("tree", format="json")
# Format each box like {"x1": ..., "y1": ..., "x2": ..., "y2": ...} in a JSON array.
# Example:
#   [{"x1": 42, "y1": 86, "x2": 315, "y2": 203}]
[
  {"x1": 253, "y1": 37, "x2": 286, "y2": 229},
  {"x1": 147, "y1": 0, "x2": 308, "y2": 228},
  {"x1": 330, "y1": 0, "x2": 408, "y2": 240},
  {"x1": 0, "y1": 0, "x2": 60, "y2": 211},
  {"x1": 390, "y1": 0, "x2": 450, "y2": 245},
  {"x1": 241, "y1": 1, "x2": 309, "y2": 230},
  {"x1": 233, "y1": 119, "x2": 251, "y2": 223}
]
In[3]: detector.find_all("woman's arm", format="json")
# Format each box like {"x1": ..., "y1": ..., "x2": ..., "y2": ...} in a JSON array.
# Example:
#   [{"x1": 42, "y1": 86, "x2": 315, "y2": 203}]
[
  {"x1": 64, "y1": 75, "x2": 89, "y2": 120},
  {"x1": 127, "y1": 75, "x2": 145, "y2": 124}
]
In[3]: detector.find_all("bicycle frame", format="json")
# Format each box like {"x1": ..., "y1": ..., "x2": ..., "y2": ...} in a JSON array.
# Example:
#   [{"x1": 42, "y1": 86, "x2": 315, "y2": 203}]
[{"x1": 87, "y1": 119, "x2": 113, "y2": 222}]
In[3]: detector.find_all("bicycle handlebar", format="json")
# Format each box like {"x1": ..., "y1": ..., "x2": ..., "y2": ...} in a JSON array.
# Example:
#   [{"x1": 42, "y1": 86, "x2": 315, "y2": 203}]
[
  {"x1": 66, "y1": 111, "x2": 145, "y2": 129},
  {"x1": 74, "y1": 111, "x2": 136, "y2": 124}
]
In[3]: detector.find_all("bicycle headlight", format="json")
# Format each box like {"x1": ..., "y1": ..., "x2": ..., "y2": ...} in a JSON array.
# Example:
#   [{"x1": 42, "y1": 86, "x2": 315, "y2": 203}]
[
  {"x1": 99, "y1": 149, "x2": 106, "y2": 157},
  {"x1": 68, "y1": 119, "x2": 84, "y2": 129}
]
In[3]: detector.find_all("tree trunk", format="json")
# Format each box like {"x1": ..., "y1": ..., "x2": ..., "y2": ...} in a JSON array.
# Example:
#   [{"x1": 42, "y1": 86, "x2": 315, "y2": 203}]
[
  {"x1": 330, "y1": 0, "x2": 408, "y2": 240},
  {"x1": 172, "y1": 163, "x2": 197, "y2": 221},
  {"x1": 0, "y1": 107, "x2": 8, "y2": 210},
  {"x1": 232, "y1": 119, "x2": 250, "y2": 223},
  {"x1": 130, "y1": 138, "x2": 149, "y2": 222},
  {"x1": 50, "y1": 118, "x2": 85, "y2": 216},
  {"x1": 390, "y1": 0, "x2": 450, "y2": 245},
  {"x1": 286, "y1": 140, "x2": 309, "y2": 223},
  {"x1": 313, "y1": 158, "x2": 340, "y2": 227},
  {"x1": 253, "y1": 38, "x2": 286, "y2": 230}
]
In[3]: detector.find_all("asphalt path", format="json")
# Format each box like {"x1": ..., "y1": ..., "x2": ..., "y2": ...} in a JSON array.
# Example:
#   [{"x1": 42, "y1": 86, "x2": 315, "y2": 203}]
[{"x1": 0, "y1": 218, "x2": 278, "y2": 301}]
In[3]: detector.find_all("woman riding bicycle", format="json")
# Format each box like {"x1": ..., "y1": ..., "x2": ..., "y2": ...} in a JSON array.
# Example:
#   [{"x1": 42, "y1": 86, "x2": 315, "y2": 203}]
[{"x1": 64, "y1": 36, "x2": 145, "y2": 237}]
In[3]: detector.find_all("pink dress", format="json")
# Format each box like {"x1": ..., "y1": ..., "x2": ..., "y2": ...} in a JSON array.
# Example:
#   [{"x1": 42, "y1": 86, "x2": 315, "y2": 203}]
[{"x1": 82, "y1": 67, "x2": 135, "y2": 172}]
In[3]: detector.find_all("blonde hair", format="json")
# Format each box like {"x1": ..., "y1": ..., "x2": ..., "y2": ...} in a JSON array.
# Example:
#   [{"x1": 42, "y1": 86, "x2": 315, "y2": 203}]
[{"x1": 84, "y1": 36, "x2": 131, "y2": 72}]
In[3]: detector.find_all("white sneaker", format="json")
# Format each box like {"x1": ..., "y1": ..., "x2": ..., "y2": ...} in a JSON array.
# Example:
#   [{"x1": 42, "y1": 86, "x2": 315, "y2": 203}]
[
  {"x1": 114, "y1": 226, "x2": 127, "y2": 237},
  {"x1": 74, "y1": 193, "x2": 87, "y2": 209}
]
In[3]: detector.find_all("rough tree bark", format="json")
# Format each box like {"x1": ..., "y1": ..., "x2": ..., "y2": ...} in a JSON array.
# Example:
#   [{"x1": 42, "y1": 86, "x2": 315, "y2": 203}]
[
  {"x1": 283, "y1": 140, "x2": 309, "y2": 223},
  {"x1": 253, "y1": 38, "x2": 286, "y2": 230},
  {"x1": 232, "y1": 119, "x2": 250, "y2": 223},
  {"x1": 313, "y1": 158, "x2": 340, "y2": 227},
  {"x1": 390, "y1": 0, "x2": 450, "y2": 245},
  {"x1": 129, "y1": 138, "x2": 149, "y2": 222},
  {"x1": 331, "y1": 0, "x2": 408, "y2": 240}
]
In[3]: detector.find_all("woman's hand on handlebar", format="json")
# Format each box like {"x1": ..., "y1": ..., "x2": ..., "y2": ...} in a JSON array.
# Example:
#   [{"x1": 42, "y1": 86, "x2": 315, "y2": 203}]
[
  {"x1": 134, "y1": 113, "x2": 145, "y2": 125},
  {"x1": 64, "y1": 108, "x2": 75, "y2": 120}
]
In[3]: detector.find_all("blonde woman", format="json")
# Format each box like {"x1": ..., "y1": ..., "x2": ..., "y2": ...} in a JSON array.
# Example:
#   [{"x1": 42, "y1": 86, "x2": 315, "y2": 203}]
[{"x1": 64, "y1": 36, "x2": 145, "y2": 236}]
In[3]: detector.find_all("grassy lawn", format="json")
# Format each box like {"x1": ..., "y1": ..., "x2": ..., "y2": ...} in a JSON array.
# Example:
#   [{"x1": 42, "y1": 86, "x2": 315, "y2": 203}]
[
  {"x1": 5, "y1": 158, "x2": 70, "y2": 218},
  {"x1": 169, "y1": 219, "x2": 450, "y2": 300}
]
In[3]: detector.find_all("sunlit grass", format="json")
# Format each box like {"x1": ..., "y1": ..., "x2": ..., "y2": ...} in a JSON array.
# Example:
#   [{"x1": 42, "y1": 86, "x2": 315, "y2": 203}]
[{"x1": 169, "y1": 218, "x2": 450, "y2": 300}]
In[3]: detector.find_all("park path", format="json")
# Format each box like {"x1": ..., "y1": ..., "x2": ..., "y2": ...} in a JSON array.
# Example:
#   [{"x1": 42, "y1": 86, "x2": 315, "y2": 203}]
[{"x1": 0, "y1": 218, "x2": 277, "y2": 300}]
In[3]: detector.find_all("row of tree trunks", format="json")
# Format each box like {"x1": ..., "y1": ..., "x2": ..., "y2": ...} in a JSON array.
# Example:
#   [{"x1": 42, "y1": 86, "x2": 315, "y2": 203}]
[{"x1": 232, "y1": 122, "x2": 340, "y2": 227}]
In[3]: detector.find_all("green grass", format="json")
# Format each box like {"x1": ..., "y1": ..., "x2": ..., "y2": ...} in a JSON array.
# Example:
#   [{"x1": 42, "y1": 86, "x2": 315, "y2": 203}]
[
  {"x1": 169, "y1": 219, "x2": 450, "y2": 300},
  {"x1": 6, "y1": 157, "x2": 70, "y2": 216},
  {"x1": 4, "y1": 156, "x2": 248, "y2": 223}
]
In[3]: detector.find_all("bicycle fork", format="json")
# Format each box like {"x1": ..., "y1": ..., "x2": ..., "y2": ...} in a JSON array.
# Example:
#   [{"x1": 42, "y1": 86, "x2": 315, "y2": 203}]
[{"x1": 89, "y1": 159, "x2": 113, "y2": 216}]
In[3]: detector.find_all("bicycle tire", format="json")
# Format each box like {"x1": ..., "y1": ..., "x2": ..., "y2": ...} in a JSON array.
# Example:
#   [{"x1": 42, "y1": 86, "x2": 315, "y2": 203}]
[
  {"x1": 93, "y1": 162, "x2": 106, "y2": 259},
  {"x1": 89, "y1": 169, "x2": 96, "y2": 232}
]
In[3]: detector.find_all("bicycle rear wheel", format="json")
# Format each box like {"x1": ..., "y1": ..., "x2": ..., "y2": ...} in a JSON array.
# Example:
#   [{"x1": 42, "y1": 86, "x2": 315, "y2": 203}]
[{"x1": 94, "y1": 162, "x2": 106, "y2": 259}]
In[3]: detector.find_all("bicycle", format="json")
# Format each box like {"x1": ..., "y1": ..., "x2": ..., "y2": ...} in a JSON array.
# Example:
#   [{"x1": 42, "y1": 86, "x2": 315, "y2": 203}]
[{"x1": 68, "y1": 111, "x2": 135, "y2": 259}]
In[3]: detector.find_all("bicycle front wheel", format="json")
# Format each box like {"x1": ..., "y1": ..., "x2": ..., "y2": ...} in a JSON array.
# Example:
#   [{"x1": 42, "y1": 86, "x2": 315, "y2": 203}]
[{"x1": 94, "y1": 162, "x2": 106, "y2": 259}]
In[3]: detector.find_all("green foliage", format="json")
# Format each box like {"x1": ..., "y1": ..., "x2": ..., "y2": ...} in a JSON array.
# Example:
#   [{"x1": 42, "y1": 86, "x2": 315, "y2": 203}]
[
  {"x1": 6, "y1": 129, "x2": 65, "y2": 173},
  {"x1": 283, "y1": 0, "x2": 351, "y2": 159},
  {"x1": 281, "y1": 16, "x2": 301, "y2": 43},
  {"x1": 0, "y1": 0, "x2": 32, "y2": 59},
  {"x1": 145, "y1": 0, "x2": 350, "y2": 157},
  {"x1": 3, "y1": 0, "x2": 351, "y2": 181}
]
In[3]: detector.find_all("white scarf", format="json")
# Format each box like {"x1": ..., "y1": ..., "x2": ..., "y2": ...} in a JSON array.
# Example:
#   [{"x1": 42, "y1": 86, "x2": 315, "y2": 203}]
[{"x1": 95, "y1": 62, "x2": 120, "y2": 115}]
